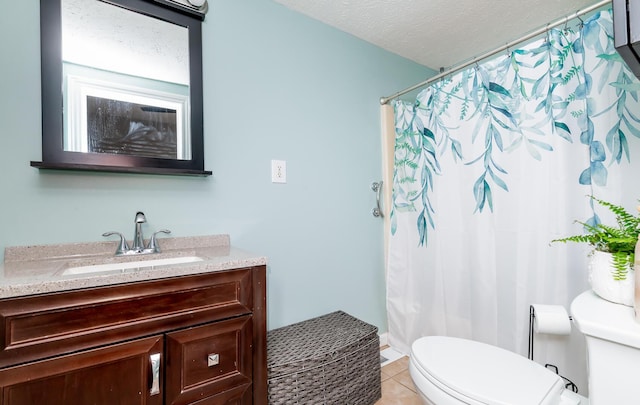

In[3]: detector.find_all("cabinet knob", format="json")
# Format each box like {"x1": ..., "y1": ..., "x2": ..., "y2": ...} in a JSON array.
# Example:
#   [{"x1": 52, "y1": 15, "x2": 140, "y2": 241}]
[{"x1": 207, "y1": 353, "x2": 219, "y2": 367}]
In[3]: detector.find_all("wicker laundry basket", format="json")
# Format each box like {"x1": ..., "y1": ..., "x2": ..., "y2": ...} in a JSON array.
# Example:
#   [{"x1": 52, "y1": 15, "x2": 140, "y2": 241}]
[{"x1": 267, "y1": 311, "x2": 381, "y2": 405}]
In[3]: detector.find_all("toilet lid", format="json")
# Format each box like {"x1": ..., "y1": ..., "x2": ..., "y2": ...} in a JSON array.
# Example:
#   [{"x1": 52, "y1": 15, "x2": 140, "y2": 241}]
[{"x1": 411, "y1": 336, "x2": 565, "y2": 405}]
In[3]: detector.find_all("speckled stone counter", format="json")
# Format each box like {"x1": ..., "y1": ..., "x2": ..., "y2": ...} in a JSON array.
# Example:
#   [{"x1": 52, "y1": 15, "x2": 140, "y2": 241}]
[{"x1": 0, "y1": 235, "x2": 266, "y2": 298}]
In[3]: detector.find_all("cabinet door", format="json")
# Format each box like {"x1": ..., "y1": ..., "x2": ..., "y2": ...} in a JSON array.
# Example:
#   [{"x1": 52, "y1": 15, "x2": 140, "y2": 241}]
[
  {"x1": 0, "y1": 335, "x2": 163, "y2": 405},
  {"x1": 166, "y1": 315, "x2": 253, "y2": 405}
]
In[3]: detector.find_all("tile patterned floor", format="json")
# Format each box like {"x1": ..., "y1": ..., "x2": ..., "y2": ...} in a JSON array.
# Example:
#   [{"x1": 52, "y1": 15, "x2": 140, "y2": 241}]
[{"x1": 376, "y1": 354, "x2": 422, "y2": 405}]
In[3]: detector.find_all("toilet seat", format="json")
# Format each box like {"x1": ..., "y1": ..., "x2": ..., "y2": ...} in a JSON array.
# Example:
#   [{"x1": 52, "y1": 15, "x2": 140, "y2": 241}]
[{"x1": 411, "y1": 336, "x2": 566, "y2": 405}]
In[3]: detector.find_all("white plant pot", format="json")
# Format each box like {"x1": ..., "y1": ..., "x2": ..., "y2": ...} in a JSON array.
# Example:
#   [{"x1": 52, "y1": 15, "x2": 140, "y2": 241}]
[{"x1": 588, "y1": 250, "x2": 635, "y2": 307}]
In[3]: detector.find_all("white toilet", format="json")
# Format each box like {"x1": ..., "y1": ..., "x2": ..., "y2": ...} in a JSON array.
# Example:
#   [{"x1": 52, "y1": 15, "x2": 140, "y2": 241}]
[
  {"x1": 570, "y1": 289, "x2": 640, "y2": 404},
  {"x1": 409, "y1": 290, "x2": 640, "y2": 405}
]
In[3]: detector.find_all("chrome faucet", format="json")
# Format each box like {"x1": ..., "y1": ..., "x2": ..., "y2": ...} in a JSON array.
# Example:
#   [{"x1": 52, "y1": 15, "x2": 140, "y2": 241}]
[
  {"x1": 103, "y1": 212, "x2": 171, "y2": 256},
  {"x1": 133, "y1": 211, "x2": 147, "y2": 252}
]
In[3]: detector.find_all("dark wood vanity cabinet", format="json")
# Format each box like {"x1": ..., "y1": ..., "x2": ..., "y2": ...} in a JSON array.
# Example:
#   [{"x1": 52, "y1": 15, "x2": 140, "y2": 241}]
[{"x1": 0, "y1": 266, "x2": 267, "y2": 405}]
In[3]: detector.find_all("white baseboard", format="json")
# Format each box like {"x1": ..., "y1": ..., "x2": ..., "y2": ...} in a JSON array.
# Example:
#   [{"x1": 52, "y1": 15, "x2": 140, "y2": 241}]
[{"x1": 379, "y1": 332, "x2": 388, "y2": 347}]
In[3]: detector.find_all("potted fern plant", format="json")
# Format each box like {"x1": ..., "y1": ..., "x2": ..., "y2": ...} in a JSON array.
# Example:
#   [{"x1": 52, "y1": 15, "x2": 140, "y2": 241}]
[{"x1": 552, "y1": 196, "x2": 640, "y2": 306}]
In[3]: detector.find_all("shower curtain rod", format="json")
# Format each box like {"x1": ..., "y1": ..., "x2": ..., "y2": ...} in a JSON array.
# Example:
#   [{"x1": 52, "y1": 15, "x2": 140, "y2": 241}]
[{"x1": 380, "y1": 0, "x2": 611, "y2": 105}]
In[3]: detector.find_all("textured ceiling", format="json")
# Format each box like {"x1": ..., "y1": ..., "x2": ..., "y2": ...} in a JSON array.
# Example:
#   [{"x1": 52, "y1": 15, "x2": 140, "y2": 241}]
[{"x1": 272, "y1": 0, "x2": 607, "y2": 71}]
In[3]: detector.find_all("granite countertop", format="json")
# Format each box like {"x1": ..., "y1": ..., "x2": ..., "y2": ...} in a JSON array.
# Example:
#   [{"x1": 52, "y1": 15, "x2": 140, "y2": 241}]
[{"x1": 0, "y1": 235, "x2": 266, "y2": 299}]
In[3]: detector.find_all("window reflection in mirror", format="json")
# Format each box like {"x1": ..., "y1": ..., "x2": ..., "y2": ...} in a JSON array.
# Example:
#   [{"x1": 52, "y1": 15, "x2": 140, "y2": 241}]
[
  {"x1": 34, "y1": 0, "x2": 210, "y2": 176},
  {"x1": 62, "y1": 0, "x2": 191, "y2": 160}
]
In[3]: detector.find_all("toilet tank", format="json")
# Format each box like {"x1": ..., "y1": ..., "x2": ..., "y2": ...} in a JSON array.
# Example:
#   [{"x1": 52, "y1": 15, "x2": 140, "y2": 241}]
[{"x1": 571, "y1": 290, "x2": 640, "y2": 405}]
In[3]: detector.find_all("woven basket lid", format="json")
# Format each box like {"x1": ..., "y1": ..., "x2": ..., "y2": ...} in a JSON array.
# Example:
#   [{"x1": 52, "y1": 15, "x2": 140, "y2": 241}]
[{"x1": 267, "y1": 310, "x2": 378, "y2": 377}]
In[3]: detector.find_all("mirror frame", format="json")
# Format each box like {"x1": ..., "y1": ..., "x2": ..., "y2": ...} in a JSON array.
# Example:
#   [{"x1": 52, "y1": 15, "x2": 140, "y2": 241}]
[{"x1": 33, "y1": 0, "x2": 211, "y2": 176}]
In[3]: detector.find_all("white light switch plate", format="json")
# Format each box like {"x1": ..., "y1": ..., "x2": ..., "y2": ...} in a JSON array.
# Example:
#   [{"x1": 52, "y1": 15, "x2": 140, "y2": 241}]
[{"x1": 271, "y1": 160, "x2": 286, "y2": 183}]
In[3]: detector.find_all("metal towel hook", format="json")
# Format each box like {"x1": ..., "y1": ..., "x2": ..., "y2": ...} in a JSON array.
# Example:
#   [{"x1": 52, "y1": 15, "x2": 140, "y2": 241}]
[{"x1": 371, "y1": 181, "x2": 383, "y2": 218}]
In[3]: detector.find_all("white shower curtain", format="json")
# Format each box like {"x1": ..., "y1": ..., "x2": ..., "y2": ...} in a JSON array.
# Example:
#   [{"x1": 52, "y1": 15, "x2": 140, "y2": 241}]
[{"x1": 386, "y1": 9, "x2": 640, "y2": 393}]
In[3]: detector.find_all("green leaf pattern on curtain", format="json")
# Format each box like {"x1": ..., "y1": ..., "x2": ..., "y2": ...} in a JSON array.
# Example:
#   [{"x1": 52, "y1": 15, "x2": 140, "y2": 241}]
[{"x1": 392, "y1": 9, "x2": 640, "y2": 246}]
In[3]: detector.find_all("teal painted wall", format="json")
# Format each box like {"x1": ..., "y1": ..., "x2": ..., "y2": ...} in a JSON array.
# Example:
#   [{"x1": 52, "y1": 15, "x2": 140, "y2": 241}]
[{"x1": 0, "y1": 0, "x2": 433, "y2": 331}]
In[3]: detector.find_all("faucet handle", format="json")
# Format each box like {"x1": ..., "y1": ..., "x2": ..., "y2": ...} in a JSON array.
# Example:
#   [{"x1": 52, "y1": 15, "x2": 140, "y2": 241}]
[
  {"x1": 103, "y1": 231, "x2": 130, "y2": 256},
  {"x1": 147, "y1": 229, "x2": 171, "y2": 253}
]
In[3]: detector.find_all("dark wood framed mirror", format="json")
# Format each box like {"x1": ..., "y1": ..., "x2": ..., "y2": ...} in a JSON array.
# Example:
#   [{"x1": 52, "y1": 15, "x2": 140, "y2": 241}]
[{"x1": 33, "y1": 0, "x2": 212, "y2": 176}]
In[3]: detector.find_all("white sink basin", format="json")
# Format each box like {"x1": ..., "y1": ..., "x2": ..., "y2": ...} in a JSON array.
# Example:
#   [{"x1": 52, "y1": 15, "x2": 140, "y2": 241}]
[{"x1": 62, "y1": 256, "x2": 204, "y2": 276}]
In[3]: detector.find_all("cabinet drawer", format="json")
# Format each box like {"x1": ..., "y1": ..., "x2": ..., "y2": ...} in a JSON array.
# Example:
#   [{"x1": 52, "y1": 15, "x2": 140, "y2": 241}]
[
  {"x1": 0, "y1": 269, "x2": 254, "y2": 368},
  {"x1": 166, "y1": 315, "x2": 253, "y2": 405}
]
